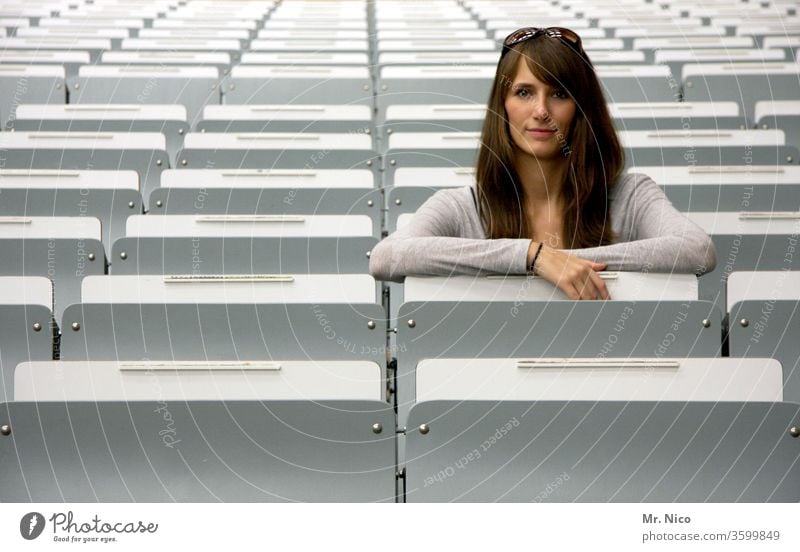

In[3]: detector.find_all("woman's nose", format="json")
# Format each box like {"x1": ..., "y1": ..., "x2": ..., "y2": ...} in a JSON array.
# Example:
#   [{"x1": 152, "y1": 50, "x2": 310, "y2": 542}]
[{"x1": 531, "y1": 94, "x2": 550, "y2": 120}]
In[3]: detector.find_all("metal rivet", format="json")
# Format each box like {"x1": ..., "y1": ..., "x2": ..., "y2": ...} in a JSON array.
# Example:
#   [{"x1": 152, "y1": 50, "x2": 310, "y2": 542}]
[
  {"x1": 0, "y1": 424, "x2": 10, "y2": 436},
  {"x1": 790, "y1": 426, "x2": 800, "y2": 438},
  {"x1": 181, "y1": 159, "x2": 188, "y2": 166},
  {"x1": 33, "y1": 322, "x2": 42, "y2": 332},
  {"x1": 74, "y1": 83, "x2": 80, "y2": 89},
  {"x1": 787, "y1": 156, "x2": 794, "y2": 163},
  {"x1": 366, "y1": 250, "x2": 371, "y2": 258},
  {"x1": 362, "y1": 84, "x2": 369, "y2": 91},
  {"x1": 702, "y1": 319, "x2": 711, "y2": 328},
  {"x1": 128, "y1": 201, "x2": 135, "y2": 208},
  {"x1": 201, "y1": 128, "x2": 207, "y2": 133},
  {"x1": 364, "y1": 128, "x2": 370, "y2": 134},
  {"x1": 156, "y1": 200, "x2": 163, "y2": 208},
  {"x1": 419, "y1": 423, "x2": 430, "y2": 435},
  {"x1": 381, "y1": 84, "x2": 388, "y2": 91},
  {"x1": 761, "y1": 123, "x2": 768, "y2": 129},
  {"x1": 740, "y1": 318, "x2": 749, "y2": 327},
  {"x1": 372, "y1": 423, "x2": 383, "y2": 434},
  {"x1": 367, "y1": 199, "x2": 374, "y2": 207},
  {"x1": 407, "y1": 319, "x2": 416, "y2": 328},
  {"x1": 229, "y1": 83, "x2": 235, "y2": 90},
  {"x1": 366, "y1": 160, "x2": 373, "y2": 167},
  {"x1": 367, "y1": 320, "x2": 376, "y2": 330},
  {"x1": 88, "y1": 253, "x2": 96, "y2": 261},
  {"x1": 211, "y1": 83, "x2": 217, "y2": 90},
  {"x1": 71, "y1": 322, "x2": 81, "y2": 331},
  {"x1": 120, "y1": 252, "x2": 128, "y2": 260},
  {"x1": 178, "y1": 128, "x2": 185, "y2": 135},
  {"x1": 56, "y1": 83, "x2": 62, "y2": 89},
  {"x1": 389, "y1": 159, "x2": 396, "y2": 166},
  {"x1": 686, "y1": 81, "x2": 693, "y2": 88},
  {"x1": 739, "y1": 125, "x2": 745, "y2": 130},
  {"x1": 386, "y1": 128, "x2": 393, "y2": 135},
  {"x1": 394, "y1": 198, "x2": 402, "y2": 206},
  {"x1": 156, "y1": 159, "x2": 163, "y2": 166}
]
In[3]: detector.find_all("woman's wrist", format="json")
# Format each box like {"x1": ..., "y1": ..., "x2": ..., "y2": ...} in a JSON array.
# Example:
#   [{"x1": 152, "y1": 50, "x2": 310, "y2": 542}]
[{"x1": 527, "y1": 241, "x2": 544, "y2": 274}]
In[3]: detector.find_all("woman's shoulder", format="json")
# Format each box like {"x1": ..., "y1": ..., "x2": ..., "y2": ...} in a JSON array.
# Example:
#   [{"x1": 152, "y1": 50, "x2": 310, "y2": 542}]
[{"x1": 611, "y1": 171, "x2": 657, "y2": 195}]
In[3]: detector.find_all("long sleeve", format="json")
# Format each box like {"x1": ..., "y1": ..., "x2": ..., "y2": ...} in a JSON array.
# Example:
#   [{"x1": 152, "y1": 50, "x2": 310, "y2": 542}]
[
  {"x1": 566, "y1": 173, "x2": 717, "y2": 275},
  {"x1": 369, "y1": 188, "x2": 531, "y2": 282}
]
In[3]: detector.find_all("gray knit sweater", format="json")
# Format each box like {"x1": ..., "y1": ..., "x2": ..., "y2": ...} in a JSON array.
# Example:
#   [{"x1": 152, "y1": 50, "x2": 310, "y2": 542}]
[{"x1": 369, "y1": 172, "x2": 717, "y2": 283}]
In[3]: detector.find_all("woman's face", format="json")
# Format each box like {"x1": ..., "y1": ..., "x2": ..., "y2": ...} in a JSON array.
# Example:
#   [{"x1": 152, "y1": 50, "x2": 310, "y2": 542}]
[{"x1": 503, "y1": 58, "x2": 576, "y2": 161}]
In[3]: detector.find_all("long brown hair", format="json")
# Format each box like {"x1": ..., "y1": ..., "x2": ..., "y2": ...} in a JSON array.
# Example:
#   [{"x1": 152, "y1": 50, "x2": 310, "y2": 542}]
[{"x1": 475, "y1": 34, "x2": 624, "y2": 247}]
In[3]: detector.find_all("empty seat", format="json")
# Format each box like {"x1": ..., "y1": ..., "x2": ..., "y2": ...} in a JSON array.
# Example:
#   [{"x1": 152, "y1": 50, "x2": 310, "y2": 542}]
[
  {"x1": 756, "y1": 100, "x2": 800, "y2": 149},
  {"x1": 609, "y1": 101, "x2": 744, "y2": 131},
  {"x1": 240, "y1": 52, "x2": 369, "y2": 66},
  {"x1": 0, "y1": 169, "x2": 141, "y2": 247},
  {"x1": 0, "y1": 400, "x2": 395, "y2": 501},
  {"x1": 0, "y1": 65, "x2": 65, "y2": 128},
  {"x1": 197, "y1": 104, "x2": 373, "y2": 136},
  {"x1": 101, "y1": 51, "x2": 232, "y2": 75},
  {"x1": 595, "y1": 65, "x2": 676, "y2": 102},
  {"x1": 0, "y1": 131, "x2": 168, "y2": 201},
  {"x1": 0, "y1": 50, "x2": 88, "y2": 82},
  {"x1": 9, "y1": 104, "x2": 189, "y2": 167}
]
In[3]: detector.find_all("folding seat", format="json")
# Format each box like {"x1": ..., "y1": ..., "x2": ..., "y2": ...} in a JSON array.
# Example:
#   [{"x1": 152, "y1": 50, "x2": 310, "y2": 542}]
[
  {"x1": 382, "y1": 104, "x2": 486, "y2": 148},
  {"x1": 377, "y1": 51, "x2": 498, "y2": 70},
  {"x1": 756, "y1": 100, "x2": 800, "y2": 150},
  {"x1": 257, "y1": 29, "x2": 369, "y2": 40},
  {"x1": 620, "y1": 129, "x2": 797, "y2": 167},
  {"x1": 0, "y1": 169, "x2": 141, "y2": 248},
  {"x1": 9, "y1": 104, "x2": 189, "y2": 168},
  {"x1": 38, "y1": 17, "x2": 145, "y2": 36},
  {"x1": 376, "y1": 66, "x2": 492, "y2": 122},
  {"x1": 240, "y1": 52, "x2": 369, "y2": 66},
  {"x1": 405, "y1": 393, "x2": 798, "y2": 501},
  {"x1": 152, "y1": 18, "x2": 259, "y2": 40},
  {"x1": 223, "y1": 65, "x2": 372, "y2": 107},
  {"x1": 686, "y1": 211, "x2": 800, "y2": 313},
  {"x1": 0, "y1": 64, "x2": 65, "y2": 128},
  {"x1": 609, "y1": 101, "x2": 744, "y2": 132},
  {"x1": 595, "y1": 65, "x2": 676, "y2": 103},
  {"x1": 762, "y1": 36, "x2": 800, "y2": 59},
  {"x1": 728, "y1": 271, "x2": 800, "y2": 402},
  {"x1": 149, "y1": 166, "x2": 380, "y2": 235},
  {"x1": 0, "y1": 50, "x2": 88, "y2": 83},
  {"x1": 0, "y1": 131, "x2": 168, "y2": 202},
  {"x1": 633, "y1": 36, "x2": 756, "y2": 63},
  {"x1": 617, "y1": 27, "x2": 732, "y2": 50},
  {"x1": 736, "y1": 24, "x2": 800, "y2": 48},
  {"x1": 0, "y1": 216, "x2": 105, "y2": 320},
  {"x1": 377, "y1": 29, "x2": 487, "y2": 41},
  {"x1": 0, "y1": 400, "x2": 395, "y2": 501},
  {"x1": 100, "y1": 51, "x2": 232, "y2": 76},
  {"x1": 71, "y1": 65, "x2": 220, "y2": 128},
  {"x1": 15, "y1": 26, "x2": 128, "y2": 49},
  {"x1": 383, "y1": 131, "x2": 479, "y2": 188},
  {"x1": 197, "y1": 104, "x2": 374, "y2": 138},
  {"x1": 634, "y1": 164, "x2": 800, "y2": 211},
  {"x1": 0, "y1": 277, "x2": 54, "y2": 401},
  {"x1": 250, "y1": 38, "x2": 370, "y2": 54},
  {"x1": 682, "y1": 62, "x2": 800, "y2": 126},
  {"x1": 121, "y1": 37, "x2": 245, "y2": 63},
  {"x1": 175, "y1": 132, "x2": 378, "y2": 201},
  {"x1": 139, "y1": 27, "x2": 252, "y2": 46},
  {"x1": 0, "y1": 37, "x2": 112, "y2": 64},
  {"x1": 654, "y1": 48, "x2": 786, "y2": 83}
]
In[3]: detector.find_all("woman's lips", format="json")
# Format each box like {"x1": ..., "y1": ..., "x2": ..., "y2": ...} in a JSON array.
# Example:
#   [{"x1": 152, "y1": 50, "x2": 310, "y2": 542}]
[{"x1": 526, "y1": 128, "x2": 556, "y2": 139}]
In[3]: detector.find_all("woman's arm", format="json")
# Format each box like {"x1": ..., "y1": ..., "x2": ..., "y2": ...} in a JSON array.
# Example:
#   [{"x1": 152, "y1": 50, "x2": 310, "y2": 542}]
[
  {"x1": 368, "y1": 188, "x2": 531, "y2": 282},
  {"x1": 564, "y1": 173, "x2": 717, "y2": 274}
]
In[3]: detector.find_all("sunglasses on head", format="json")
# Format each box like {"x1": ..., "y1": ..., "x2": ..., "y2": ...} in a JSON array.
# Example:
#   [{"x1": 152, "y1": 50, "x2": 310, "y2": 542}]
[{"x1": 501, "y1": 27, "x2": 584, "y2": 58}]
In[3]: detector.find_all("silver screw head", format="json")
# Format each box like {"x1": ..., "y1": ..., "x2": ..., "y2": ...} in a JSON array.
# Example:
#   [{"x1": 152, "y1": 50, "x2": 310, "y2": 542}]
[
  {"x1": 367, "y1": 320, "x2": 376, "y2": 330},
  {"x1": 178, "y1": 128, "x2": 185, "y2": 135},
  {"x1": 389, "y1": 159, "x2": 396, "y2": 166},
  {"x1": 372, "y1": 423, "x2": 383, "y2": 434},
  {"x1": 740, "y1": 318, "x2": 749, "y2": 327},
  {"x1": 701, "y1": 319, "x2": 711, "y2": 328},
  {"x1": 181, "y1": 159, "x2": 188, "y2": 166},
  {"x1": 156, "y1": 200, "x2": 163, "y2": 208},
  {"x1": 394, "y1": 198, "x2": 402, "y2": 205},
  {"x1": 120, "y1": 252, "x2": 128, "y2": 260},
  {"x1": 156, "y1": 159, "x2": 163, "y2": 166},
  {"x1": 33, "y1": 322, "x2": 42, "y2": 332},
  {"x1": 71, "y1": 322, "x2": 81, "y2": 331},
  {"x1": 367, "y1": 199, "x2": 374, "y2": 207},
  {"x1": 88, "y1": 253, "x2": 96, "y2": 261},
  {"x1": 790, "y1": 426, "x2": 799, "y2": 438},
  {"x1": 419, "y1": 424, "x2": 430, "y2": 435},
  {"x1": 407, "y1": 319, "x2": 416, "y2": 328},
  {"x1": 128, "y1": 201, "x2": 135, "y2": 208},
  {"x1": 0, "y1": 424, "x2": 10, "y2": 436}
]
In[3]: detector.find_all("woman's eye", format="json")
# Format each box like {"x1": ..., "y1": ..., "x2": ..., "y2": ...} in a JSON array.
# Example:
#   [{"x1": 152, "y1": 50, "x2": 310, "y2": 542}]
[
  {"x1": 553, "y1": 90, "x2": 568, "y2": 99},
  {"x1": 516, "y1": 88, "x2": 530, "y2": 98}
]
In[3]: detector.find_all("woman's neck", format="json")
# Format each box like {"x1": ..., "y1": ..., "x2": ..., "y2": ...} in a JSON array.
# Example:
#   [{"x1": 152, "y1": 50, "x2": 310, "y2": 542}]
[{"x1": 514, "y1": 152, "x2": 568, "y2": 209}]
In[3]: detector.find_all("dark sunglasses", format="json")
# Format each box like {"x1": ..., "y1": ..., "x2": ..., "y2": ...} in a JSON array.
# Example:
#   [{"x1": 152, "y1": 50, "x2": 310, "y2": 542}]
[{"x1": 501, "y1": 27, "x2": 584, "y2": 58}]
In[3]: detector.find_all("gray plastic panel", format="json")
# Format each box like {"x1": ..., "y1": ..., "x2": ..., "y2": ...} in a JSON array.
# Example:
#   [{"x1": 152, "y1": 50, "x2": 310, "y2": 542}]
[
  {"x1": 148, "y1": 187, "x2": 382, "y2": 237},
  {"x1": 0, "y1": 74, "x2": 65, "y2": 128},
  {"x1": 661, "y1": 183, "x2": 800, "y2": 212},
  {"x1": 0, "y1": 305, "x2": 53, "y2": 401},
  {"x1": 0, "y1": 400, "x2": 396, "y2": 502},
  {"x1": 730, "y1": 300, "x2": 800, "y2": 403},
  {"x1": 7, "y1": 119, "x2": 189, "y2": 167},
  {"x1": 0, "y1": 239, "x2": 105, "y2": 321},
  {"x1": 61, "y1": 303, "x2": 388, "y2": 369},
  {"x1": 0, "y1": 147, "x2": 167, "y2": 204},
  {"x1": 702, "y1": 234, "x2": 797, "y2": 314},
  {"x1": 601, "y1": 75, "x2": 675, "y2": 103},
  {"x1": 760, "y1": 113, "x2": 800, "y2": 151},
  {"x1": 396, "y1": 301, "x2": 722, "y2": 429},
  {"x1": 0, "y1": 188, "x2": 142, "y2": 247},
  {"x1": 612, "y1": 116, "x2": 745, "y2": 131},
  {"x1": 110, "y1": 237, "x2": 377, "y2": 275},
  {"x1": 224, "y1": 75, "x2": 372, "y2": 107},
  {"x1": 387, "y1": 186, "x2": 435, "y2": 231},
  {"x1": 197, "y1": 118, "x2": 375, "y2": 140},
  {"x1": 406, "y1": 400, "x2": 800, "y2": 502},
  {"x1": 625, "y1": 145, "x2": 799, "y2": 168},
  {"x1": 382, "y1": 148, "x2": 476, "y2": 187}
]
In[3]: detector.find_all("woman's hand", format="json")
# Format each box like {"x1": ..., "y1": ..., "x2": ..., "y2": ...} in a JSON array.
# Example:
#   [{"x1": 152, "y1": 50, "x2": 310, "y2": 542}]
[{"x1": 527, "y1": 241, "x2": 610, "y2": 300}]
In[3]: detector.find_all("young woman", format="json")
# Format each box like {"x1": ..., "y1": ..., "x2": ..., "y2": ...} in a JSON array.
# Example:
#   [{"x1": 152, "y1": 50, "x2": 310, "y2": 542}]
[{"x1": 369, "y1": 27, "x2": 716, "y2": 299}]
